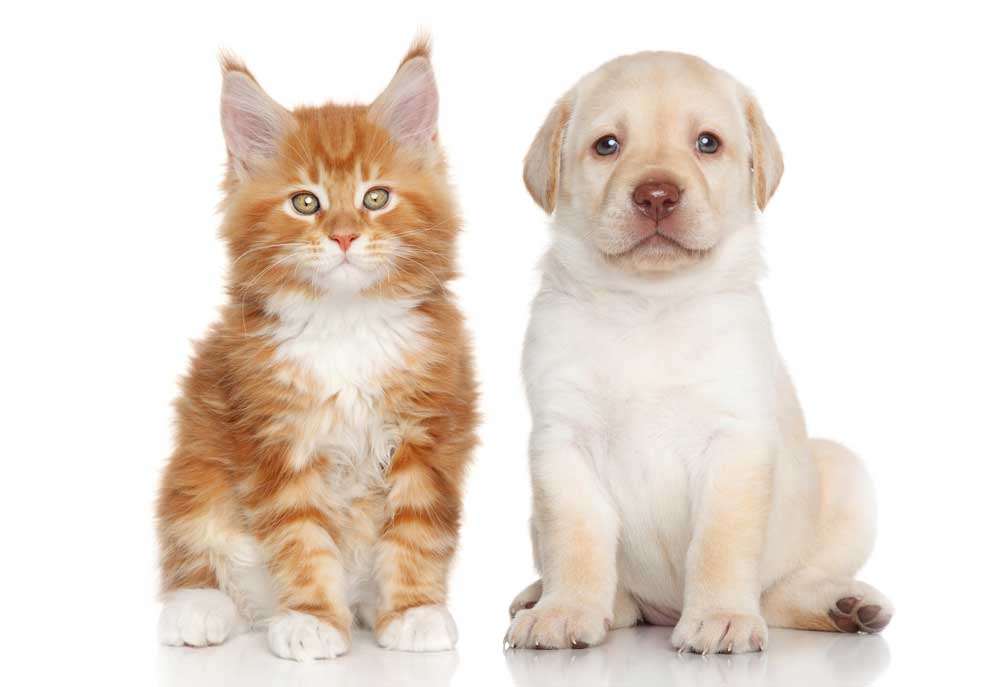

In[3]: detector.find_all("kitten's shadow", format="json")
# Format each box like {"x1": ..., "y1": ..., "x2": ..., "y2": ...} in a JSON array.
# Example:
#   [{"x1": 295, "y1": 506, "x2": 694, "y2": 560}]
[
  {"x1": 504, "y1": 626, "x2": 890, "y2": 687},
  {"x1": 158, "y1": 630, "x2": 458, "y2": 687}
]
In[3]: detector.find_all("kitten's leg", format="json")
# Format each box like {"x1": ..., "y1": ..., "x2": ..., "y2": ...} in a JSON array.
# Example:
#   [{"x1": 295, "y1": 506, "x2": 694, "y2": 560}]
[
  {"x1": 158, "y1": 540, "x2": 244, "y2": 647},
  {"x1": 762, "y1": 440, "x2": 892, "y2": 633},
  {"x1": 506, "y1": 422, "x2": 620, "y2": 650},
  {"x1": 158, "y1": 466, "x2": 246, "y2": 648},
  {"x1": 374, "y1": 441, "x2": 464, "y2": 652},
  {"x1": 247, "y1": 461, "x2": 352, "y2": 661},
  {"x1": 672, "y1": 434, "x2": 773, "y2": 655}
]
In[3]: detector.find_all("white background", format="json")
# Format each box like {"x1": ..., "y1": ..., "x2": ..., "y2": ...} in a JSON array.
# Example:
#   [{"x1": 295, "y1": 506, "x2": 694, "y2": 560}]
[{"x1": 1, "y1": 1, "x2": 998, "y2": 685}]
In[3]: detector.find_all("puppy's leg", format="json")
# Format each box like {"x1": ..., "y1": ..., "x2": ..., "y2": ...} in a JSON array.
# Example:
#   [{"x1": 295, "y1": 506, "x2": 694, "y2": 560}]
[
  {"x1": 672, "y1": 434, "x2": 773, "y2": 654},
  {"x1": 506, "y1": 426, "x2": 619, "y2": 649},
  {"x1": 762, "y1": 439, "x2": 892, "y2": 633}
]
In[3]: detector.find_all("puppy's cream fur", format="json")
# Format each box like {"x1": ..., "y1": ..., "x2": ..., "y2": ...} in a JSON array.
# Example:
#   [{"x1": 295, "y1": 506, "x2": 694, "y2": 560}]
[{"x1": 507, "y1": 52, "x2": 891, "y2": 654}]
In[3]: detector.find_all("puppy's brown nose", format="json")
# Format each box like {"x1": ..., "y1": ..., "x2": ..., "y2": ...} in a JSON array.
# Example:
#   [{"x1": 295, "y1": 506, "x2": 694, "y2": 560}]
[{"x1": 632, "y1": 182, "x2": 681, "y2": 221}]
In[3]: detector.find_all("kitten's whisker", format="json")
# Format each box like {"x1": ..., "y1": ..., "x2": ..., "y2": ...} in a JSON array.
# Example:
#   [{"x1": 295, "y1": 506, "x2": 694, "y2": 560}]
[
  {"x1": 232, "y1": 242, "x2": 311, "y2": 267},
  {"x1": 239, "y1": 251, "x2": 307, "y2": 336}
]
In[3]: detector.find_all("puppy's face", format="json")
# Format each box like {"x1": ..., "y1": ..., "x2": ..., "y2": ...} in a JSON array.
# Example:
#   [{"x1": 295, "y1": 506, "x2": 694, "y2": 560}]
[{"x1": 525, "y1": 53, "x2": 783, "y2": 274}]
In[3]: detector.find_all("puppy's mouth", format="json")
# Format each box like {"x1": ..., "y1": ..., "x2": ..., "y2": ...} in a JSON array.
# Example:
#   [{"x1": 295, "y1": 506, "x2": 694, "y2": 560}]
[{"x1": 606, "y1": 227, "x2": 704, "y2": 259}]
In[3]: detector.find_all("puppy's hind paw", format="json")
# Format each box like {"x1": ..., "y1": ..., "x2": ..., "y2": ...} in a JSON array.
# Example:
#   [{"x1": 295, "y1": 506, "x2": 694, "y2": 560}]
[
  {"x1": 828, "y1": 590, "x2": 893, "y2": 634},
  {"x1": 509, "y1": 579, "x2": 543, "y2": 618}
]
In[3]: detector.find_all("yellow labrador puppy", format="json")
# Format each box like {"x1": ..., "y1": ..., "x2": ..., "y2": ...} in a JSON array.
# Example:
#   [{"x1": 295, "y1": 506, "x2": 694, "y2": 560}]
[{"x1": 506, "y1": 52, "x2": 892, "y2": 654}]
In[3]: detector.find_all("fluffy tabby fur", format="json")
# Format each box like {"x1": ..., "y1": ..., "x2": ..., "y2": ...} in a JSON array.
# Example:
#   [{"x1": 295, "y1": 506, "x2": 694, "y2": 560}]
[{"x1": 156, "y1": 39, "x2": 478, "y2": 660}]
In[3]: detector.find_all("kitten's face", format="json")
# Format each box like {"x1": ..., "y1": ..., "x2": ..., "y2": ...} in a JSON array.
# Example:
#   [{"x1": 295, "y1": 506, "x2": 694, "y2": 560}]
[{"x1": 219, "y1": 49, "x2": 456, "y2": 299}]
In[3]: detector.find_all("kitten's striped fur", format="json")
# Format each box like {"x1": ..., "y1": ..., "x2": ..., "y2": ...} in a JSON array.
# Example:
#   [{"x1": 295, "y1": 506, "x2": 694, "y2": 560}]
[{"x1": 157, "y1": 39, "x2": 478, "y2": 660}]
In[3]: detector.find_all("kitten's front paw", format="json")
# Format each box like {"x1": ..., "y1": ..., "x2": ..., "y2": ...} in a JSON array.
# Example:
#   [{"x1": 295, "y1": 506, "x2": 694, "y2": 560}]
[
  {"x1": 505, "y1": 599, "x2": 611, "y2": 649},
  {"x1": 268, "y1": 611, "x2": 349, "y2": 661},
  {"x1": 377, "y1": 605, "x2": 458, "y2": 652},
  {"x1": 672, "y1": 611, "x2": 767, "y2": 654},
  {"x1": 159, "y1": 588, "x2": 242, "y2": 647}
]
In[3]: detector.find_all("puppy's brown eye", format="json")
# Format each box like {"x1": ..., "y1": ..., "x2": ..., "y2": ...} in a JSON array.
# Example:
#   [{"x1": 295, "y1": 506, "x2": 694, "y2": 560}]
[
  {"x1": 363, "y1": 187, "x2": 390, "y2": 211},
  {"x1": 291, "y1": 192, "x2": 320, "y2": 215},
  {"x1": 696, "y1": 133, "x2": 720, "y2": 154},
  {"x1": 594, "y1": 135, "x2": 620, "y2": 156}
]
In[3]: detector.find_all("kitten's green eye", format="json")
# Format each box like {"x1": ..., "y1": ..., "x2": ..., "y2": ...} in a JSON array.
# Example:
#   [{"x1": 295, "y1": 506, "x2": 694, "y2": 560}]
[
  {"x1": 291, "y1": 192, "x2": 320, "y2": 215},
  {"x1": 363, "y1": 188, "x2": 390, "y2": 211}
]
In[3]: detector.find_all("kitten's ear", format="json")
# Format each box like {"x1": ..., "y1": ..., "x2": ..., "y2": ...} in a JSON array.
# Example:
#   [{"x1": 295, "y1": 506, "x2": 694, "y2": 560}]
[
  {"x1": 219, "y1": 54, "x2": 293, "y2": 179},
  {"x1": 368, "y1": 38, "x2": 438, "y2": 149}
]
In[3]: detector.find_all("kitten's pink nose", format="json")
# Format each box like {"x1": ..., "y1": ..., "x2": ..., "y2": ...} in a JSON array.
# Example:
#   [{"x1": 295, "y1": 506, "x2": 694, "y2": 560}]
[{"x1": 330, "y1": 233, "x2": 359, "y2": 253}]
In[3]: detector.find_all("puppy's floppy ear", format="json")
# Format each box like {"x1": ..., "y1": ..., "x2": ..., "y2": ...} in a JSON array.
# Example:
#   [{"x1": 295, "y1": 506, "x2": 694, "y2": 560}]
[
  {"x1": 523, "y1": 92, "x2": 574, "y2": 214},
  {"x1": 219, "y1": 54, "x2": 294, "y2": 180},
  {"x1": 369, "y1": 36, "x2": 438, "y2": 149},
  {"x1": 745, "y1": 94, "x2": 783, "y2": 210}
]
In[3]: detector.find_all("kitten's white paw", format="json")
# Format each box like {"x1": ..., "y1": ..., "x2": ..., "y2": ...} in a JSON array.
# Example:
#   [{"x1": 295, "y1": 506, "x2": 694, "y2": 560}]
[
  {"x1": 159, "y1": 588, "x2": 241, "y2": 647},
  {"x1": 377, "y1": 605, "x2": 458, "y2": 652},
  {"x1": 267, "y1": 611, "x2": 349, "y2": 661}
]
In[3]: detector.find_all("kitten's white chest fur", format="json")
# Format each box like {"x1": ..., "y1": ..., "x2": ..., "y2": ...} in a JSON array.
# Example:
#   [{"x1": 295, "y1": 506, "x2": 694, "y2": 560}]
[{"x1": 265, "y1": 291, "x2": 427, "y2": 475}]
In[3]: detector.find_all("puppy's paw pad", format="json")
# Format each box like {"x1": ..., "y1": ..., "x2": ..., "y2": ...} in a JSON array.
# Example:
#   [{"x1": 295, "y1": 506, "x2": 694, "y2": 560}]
[
  {"x1": 828, "y1": 593, "x2": 893, "y2": 633},
  {"x1": 506, "y1": 601, "x2": 610, "y2": 650},
  {"x1": 377, "y1": 605, "x2": 458, "y2": 652},
  {"x1": 268, "y1": 611, "x2": 349, "y2": 661},
  {"x1": 159, "y1": 588, "x2": 241, "y2": 647},
  {"x1": 672, "y1": 612, "x2": 767, "y2": 654}
]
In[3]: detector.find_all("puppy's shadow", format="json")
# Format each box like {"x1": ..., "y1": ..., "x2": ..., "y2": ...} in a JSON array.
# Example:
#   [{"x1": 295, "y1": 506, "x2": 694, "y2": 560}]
[
  {"x1": 504, "y1": 626, "x2": 889, "y2": 687},
  {"x1": 158, "y1": 630, "x2": 458, "y2": 687}
]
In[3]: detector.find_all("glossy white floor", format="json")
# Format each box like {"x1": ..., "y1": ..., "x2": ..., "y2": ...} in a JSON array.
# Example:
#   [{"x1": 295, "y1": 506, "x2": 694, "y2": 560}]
[{"x1": 158, "y1": 625, "x2": 894, "y2": 687}]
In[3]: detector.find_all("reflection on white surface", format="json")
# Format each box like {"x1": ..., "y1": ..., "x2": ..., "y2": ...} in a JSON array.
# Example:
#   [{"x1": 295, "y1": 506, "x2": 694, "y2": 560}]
[
  {"x1": 158, "y1": 625, "x2": 889, "y2": 687},
  {"x1": 158, "y1": 630, "x2": 458, "y2": 687},
  {"x1": 505, "y1": 626, "x2": 890, "y2": 687}
]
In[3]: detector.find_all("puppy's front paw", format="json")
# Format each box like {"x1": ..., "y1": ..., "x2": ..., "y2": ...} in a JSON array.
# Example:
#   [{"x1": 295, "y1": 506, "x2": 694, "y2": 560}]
[
  {"x1": 267, "y1": 611, "x2": 349, "y2": 661},
  {"x1": 377, "y1": 605, "x2": 458, "y2": 652},
  {"x1": 672, "y1": 611, "x2": 767, "y2": 654},
  {"x1": 159, "y1": 588, "x2": 242, "y2": 647},
  {"x1": 505, "y1": 600, "x2": 610, "y2": 649}
]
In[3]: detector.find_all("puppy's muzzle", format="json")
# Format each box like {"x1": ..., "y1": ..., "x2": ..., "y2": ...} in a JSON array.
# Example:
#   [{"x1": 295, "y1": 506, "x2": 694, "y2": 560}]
[{"x1": 633, "y1": 181, "x2": 682, "y2": 222}]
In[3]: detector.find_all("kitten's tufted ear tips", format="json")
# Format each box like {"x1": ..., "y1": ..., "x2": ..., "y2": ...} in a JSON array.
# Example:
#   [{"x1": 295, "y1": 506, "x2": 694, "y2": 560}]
[
  {"x1": 219, "y1": 53, "x2": 293, "y2": 179},
  {"x1": 369, "y1": 37, "x2": 438, "y2": 149}
]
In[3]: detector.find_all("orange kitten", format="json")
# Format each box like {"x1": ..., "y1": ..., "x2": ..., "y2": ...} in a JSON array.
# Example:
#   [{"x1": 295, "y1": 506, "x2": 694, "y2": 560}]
[{"x1": 156, "y1": 39, "x2": 478, "y2": 660}]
